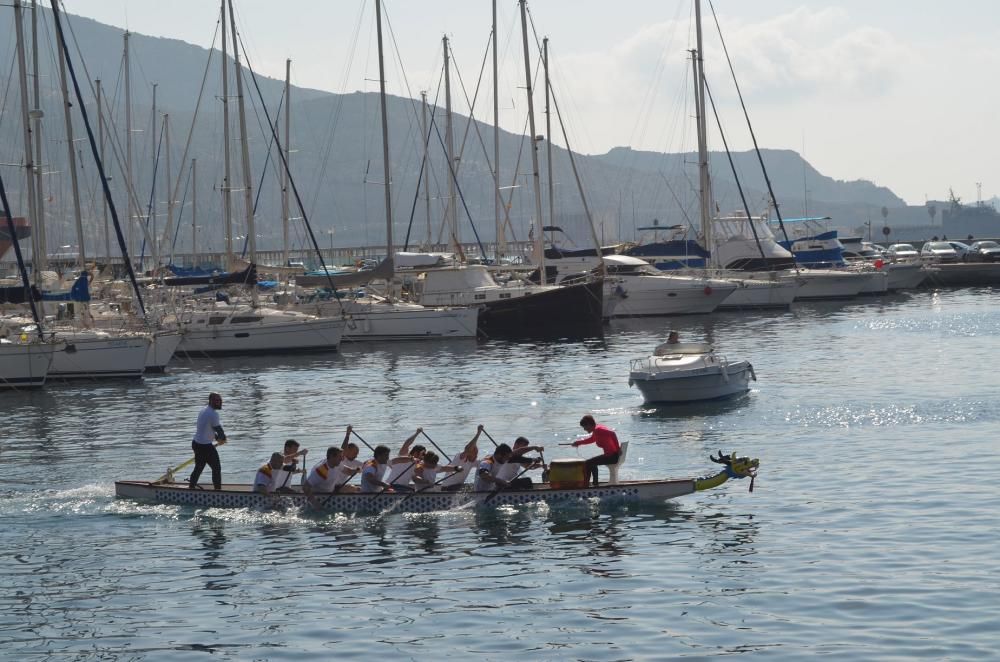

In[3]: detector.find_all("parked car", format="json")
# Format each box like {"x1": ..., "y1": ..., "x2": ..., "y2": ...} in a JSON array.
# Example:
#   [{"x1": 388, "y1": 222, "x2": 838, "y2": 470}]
[
  {"x1": 946, "y1": 241, "x2": 971, "y2": 261},
  {"x1": 864, "y1": 242, "x2": 888, "y2": 258},
  {"x1": 967, "y1": 240, "x2": 1000, "y2": 262},
  {"x1": 920, "y1": 241, "x2": 960, "y2": 263},
  {"x1": 886, "y1": 243, "x2": 919, "y2": 261}
]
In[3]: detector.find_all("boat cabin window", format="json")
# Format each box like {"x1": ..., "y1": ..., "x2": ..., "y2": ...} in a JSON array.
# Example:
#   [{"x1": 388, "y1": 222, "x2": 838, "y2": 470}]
[
  {"x1": 208, "y1": 316, "x2": 227, "y2": 325},
  {"x1": 607, "y1": 263, "x2": 660, "y2": 276},
  {"x1": 231, "y1": 316, "x2": 263, "y2": 324}
]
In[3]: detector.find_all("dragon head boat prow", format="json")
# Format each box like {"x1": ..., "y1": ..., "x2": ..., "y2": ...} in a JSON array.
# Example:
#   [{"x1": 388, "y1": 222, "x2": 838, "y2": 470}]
[{"x1": 695, "y1": 450, "x2": 760, "y2": 492}]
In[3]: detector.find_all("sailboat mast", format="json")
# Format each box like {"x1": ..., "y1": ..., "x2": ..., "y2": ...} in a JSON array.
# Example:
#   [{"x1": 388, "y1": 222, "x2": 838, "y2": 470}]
[
  {"x1": 442, "y1": 36, "x2": 459, "y2": 252},
  {"x1": 518, "y1": 0, "x2": 546, "y2": 277},
  {"x1": 164, "y1": 113, "x2": 174, "y2": 265},
  {"x1": 375, "y1": 0, "x2": 394, "y2": 280},
  {"x1": 150, "y1": 83, "x2": 158, "y2": 261},
  {"x1": 97, "y1": 79, "x2": 110, "y2": 260},
  {"x1": 30, "y1": 1, "x2": 47, "y2": 272},
  {"x1": 124, "y1": 31, "x2": 135, "y2": 261},
  {"x1": 492, "y1": 0, "x2": 501, "y2": 262},
  {"x1": 12, "y1": 0, "x2": 41, "y2": 280},
  {"x1": 694, "y1": 0, "x2": 713, "y2": 255},
  {"x1": 191, "y1": 158, "x2": 198, "y2": 267},
  {"x1": 56, "y1": 25, "x2": 86, "y2": 270},
  {"x1": 282, "y1": 58, "x2": 291, "y2": 269},
  {"x1": 420, "y1": 90, "x2": 432, "y2": 248},
  {"x1": 543, "y1": 37, "x2": 554, "y2": 243},
  {"x1": 220, "y1": 0, "x2": 234, "y2": 267},
  {"x1": 226, "y1": 0, "x2": 257, "y2": 267}
]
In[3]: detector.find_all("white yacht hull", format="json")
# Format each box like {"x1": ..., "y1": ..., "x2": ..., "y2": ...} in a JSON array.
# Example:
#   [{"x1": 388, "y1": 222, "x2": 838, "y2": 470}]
[
  {"x1": 49, "y1": 334, "x2": 150, "y2": 380},
  {"x1": 0, "y1": 341, "x2": 57, "y2": 388},
  {"x1": 716, "y1": 277, "x2": 797, "y2": 309},
  {"x1": 885, "y1": 263, "x2": 927, "y2": 290},
  {"x1": 177, "y1": 316, "x2": 344, "y2": 356},
  {"x1": 630, "y1": 359, "x2": 754, "y2": 403},
  {"x1": 605, "y1": 277, "x2": 736, "y2": 317},
  {"x1": 855, "y1": 270, "x2": 889, "y2": 295},
  {"x1": 304, "y1": 300, "x2": 478, "y2": 341},
  {"x1": 145, "y1": 331, "x2": 183, "y2": 372},
  {"x1": 791, "y1": 270, "x2": 867, "y2": 300}
]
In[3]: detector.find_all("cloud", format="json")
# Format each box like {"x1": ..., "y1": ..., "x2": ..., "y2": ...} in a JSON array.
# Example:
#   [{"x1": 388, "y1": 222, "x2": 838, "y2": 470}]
[
  {"x1": 531, "y1": 5, "x2": 917, "y2": 155},
  {"x1": 700, "y1": 7, "x2": 915, "y2": 102}
]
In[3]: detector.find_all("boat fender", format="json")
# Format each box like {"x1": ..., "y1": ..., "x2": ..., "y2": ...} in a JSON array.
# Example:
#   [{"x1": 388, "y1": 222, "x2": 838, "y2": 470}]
[
  {"x1": 703, "y1": 285, "x2": 713, "y2": 296},
  {"x1": 748, "y1": 363, "x2": 757, "y2": 381}
]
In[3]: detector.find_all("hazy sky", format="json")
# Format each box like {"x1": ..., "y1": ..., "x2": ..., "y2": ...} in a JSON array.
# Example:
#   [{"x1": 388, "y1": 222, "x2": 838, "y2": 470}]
[{"x1": 60, "y1": 0, "x2": 1000, "y2": 206}]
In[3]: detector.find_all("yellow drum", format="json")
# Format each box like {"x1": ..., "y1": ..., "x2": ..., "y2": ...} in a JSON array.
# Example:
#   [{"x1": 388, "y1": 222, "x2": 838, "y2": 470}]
[{"x1": 549, "y1": 458, "x2": 587, "y2": 489}]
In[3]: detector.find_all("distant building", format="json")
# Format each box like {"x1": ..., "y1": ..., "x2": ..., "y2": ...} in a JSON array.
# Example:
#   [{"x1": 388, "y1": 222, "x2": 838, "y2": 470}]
[{"x1": 942, "y1": 197, "x2": 1000, "y2": 239}]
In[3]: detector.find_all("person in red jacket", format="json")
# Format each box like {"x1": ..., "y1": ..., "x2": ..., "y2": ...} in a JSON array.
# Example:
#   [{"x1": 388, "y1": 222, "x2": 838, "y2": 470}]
[{"x1": 571, "y1": 415, "x2": 622, "y2": 487}]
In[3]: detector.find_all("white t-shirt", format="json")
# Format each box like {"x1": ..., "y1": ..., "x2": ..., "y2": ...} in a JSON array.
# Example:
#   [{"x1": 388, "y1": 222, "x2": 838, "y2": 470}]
[
  {"x1": 438, "y1": 453, "x2": 475, "y2": 488},
  {"x1": 336, "y1": 458, "x2": 362, "y2": 487},
  {"x1": 413, "y1": 463, "x2": 440, "y2": 490},
  {"x1": 193, "y1": 406, "x2": 222, "y2": 444},
  {"x1": 496, "y1": 457, "x2": 528, "y2": 482},
  {"x1": 386, "y1": 457, "x2": 418, "y2": 486},
  {"x1": 360, "y1": 460, "x2": 388, "y2": 493},
  {"x1": 254, "y1": 464, "x2": 275, "y2": 493},
  {"x1": 306, "y1": 460, "x2": 338, "y2": 492}
]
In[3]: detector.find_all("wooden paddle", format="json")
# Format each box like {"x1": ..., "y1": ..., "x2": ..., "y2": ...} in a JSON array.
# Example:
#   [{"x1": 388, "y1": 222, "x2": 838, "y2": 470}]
[
  {"x1": 154, "y1": 441, "x2": 225, "y2": 484},
  {"x1": 419, "y1": 429, "x2": 451, "y2": 459},
  {"x1": 481, "y1": 427, "x2": 501, "y2": 448}
]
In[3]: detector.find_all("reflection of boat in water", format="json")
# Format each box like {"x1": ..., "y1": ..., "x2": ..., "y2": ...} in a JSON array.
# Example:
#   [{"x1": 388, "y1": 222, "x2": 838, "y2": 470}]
[
  {"x1": 629, "y1": 340, "x2": 755, "y2": 403},
  {"x1": 0, "y1": 216, "x2": 30, "y2": 260},
  {"x1": 115, "y1": 453, "x2": 759, "y2": 514}
]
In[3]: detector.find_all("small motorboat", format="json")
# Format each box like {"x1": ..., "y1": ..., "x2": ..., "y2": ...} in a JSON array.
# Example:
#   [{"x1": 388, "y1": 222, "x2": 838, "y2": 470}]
[{"x1": 629, "y1": 340, "x2": 755, "y2": 403}]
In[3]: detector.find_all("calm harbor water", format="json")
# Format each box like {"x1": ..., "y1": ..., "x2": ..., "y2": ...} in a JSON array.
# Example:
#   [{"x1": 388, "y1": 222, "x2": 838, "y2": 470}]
[{"x1": 3, "y1": 288, "x2": 1000, "y2": 660}]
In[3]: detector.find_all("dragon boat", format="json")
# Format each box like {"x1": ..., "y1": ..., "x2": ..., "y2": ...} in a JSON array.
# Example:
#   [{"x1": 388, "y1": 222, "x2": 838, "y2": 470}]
[{"x1": 114, "y1": 452, "x2": 759, "y2": 514}]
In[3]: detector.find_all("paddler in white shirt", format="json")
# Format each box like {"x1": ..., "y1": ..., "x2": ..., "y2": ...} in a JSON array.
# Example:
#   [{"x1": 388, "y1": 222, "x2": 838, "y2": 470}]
[
  {"x1": 439, "y1": 425, "x2": 485, "y2": 492},
  {"x1": 360, "y1": 445, "x2": 394, "y2": 493},
  {"x1": 303, "y1": 447, "x2": 344, "y2": 495},
  {"x1": 253, "y1": 452, "x2": 285, "y2": 495},
  {"x1": 384, "y1": 428, "x2": 426, "y2": 492},
  {"x1": 412, "y1": 452, "x2": 462, "y2": 492},
  {"x1": 494, "y1": 437, "x2": 544, "y2": 489},
  {"x1": 474, "y1": 443, "x2": 513, "y2": 491},
  {"x1": 334, "y1": 441, "x2": 363, "y2": 493}
]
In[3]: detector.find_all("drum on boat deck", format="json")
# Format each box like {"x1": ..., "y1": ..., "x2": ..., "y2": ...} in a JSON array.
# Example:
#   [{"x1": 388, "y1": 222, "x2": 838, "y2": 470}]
[{"x1": 549, "y1": 458, "x2": 587, "y2": 489}]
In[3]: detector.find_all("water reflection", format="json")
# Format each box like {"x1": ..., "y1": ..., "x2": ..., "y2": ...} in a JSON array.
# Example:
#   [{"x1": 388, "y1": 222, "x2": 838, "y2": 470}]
[
  {"x1": 636, "y1": 393, "x2": 751, "y2": 420},
  {"x1": 189, "y1": 517, "x2": 236, "y2": 593},
  {"x1": 401, "y1": 513, "x2": 443, "y2": 555}
]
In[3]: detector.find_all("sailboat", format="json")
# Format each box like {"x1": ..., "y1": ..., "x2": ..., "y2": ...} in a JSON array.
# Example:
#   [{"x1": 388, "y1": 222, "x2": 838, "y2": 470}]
[
  {"x1": 1, "y1": 0, "x2": 154, "y2": 380},
  {"x1": 388, "y1": 4, "x2": 604, "y2": 339},
  {"x1": 0, "y1": 177, "x2": 60, "y2": 388},
  {"x1": 539, "y1": 227, "x2": 737, "y2": 317},
  {"x1": 273, "y1": 51, "x2": 478, "y2": 342},
  {"x1": 168, "y1": 0, "x2": 344, "y2": 356}
]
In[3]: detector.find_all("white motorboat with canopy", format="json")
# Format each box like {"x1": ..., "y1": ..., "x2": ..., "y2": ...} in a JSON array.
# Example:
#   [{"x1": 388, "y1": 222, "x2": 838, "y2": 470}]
[{"x1": 629, "y1": 339, "x2": 755, "y2": 403}]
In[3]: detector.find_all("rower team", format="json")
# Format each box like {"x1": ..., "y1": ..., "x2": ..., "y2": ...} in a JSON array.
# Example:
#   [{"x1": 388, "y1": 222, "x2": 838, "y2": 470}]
[{"x1": 192, "y1": 394, "x2": 622, "y2": 496}]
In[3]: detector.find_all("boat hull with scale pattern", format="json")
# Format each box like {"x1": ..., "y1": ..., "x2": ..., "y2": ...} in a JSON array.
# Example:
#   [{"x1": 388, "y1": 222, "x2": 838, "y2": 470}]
[{"x1": 114, "y1": 472, "x2": 746, "y2": 514}]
